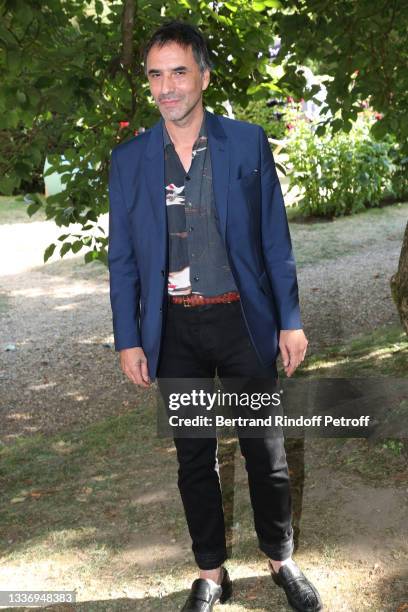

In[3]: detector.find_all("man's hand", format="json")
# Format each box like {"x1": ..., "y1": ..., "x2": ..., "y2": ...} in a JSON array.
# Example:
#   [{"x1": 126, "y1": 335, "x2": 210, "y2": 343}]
[
  {"x1": 119, "y1": 347, "x2": 151, "y2": 388},
  {"x1": 279, "y1": 329, "x2": 308, "y2": 377}
]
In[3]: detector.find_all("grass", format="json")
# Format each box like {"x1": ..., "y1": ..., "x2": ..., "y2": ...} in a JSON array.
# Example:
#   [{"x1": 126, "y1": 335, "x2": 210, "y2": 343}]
[
  {"x1": 285, "y1": 323, "x2": 408, "y2": 489},
  {"x1": 313, "y1": 436, "x2": 407, "y2": 485},
  {"x1": 293, "y1": 323, "x2": 408, "y2": 377},
  {"x1": 0, "y1": 393, "x2": 162, "y2": 559}
]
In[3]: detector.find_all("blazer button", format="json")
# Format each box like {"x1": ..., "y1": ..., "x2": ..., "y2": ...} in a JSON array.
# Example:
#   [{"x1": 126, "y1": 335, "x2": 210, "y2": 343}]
[{"x1": 161, "y1": 270, "x2": 165, "y2": 276}]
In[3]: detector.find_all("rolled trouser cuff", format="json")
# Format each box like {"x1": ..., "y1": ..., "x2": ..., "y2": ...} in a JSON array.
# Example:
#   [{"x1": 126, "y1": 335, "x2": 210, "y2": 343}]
[
  {"x1": 258, "y1": 528, "x2": 294, "y2": 561},
  {"x1": 194, "y1": 547, "x2": 229, "y2": 570}
]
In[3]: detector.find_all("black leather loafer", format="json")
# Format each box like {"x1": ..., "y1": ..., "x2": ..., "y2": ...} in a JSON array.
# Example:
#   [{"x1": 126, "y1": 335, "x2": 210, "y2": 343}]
[
  {"x1": 181, "y1": 566, "x2": 232, "y2": 611},
  {"x1": 269, "y1": 559, "x2": 323, "y2": 611}
]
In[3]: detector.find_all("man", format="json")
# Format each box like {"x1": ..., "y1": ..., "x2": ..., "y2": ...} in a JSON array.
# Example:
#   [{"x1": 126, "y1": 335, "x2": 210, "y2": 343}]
[{"x1": 108, "y1": 20, "x2": 322, "y2": 612}]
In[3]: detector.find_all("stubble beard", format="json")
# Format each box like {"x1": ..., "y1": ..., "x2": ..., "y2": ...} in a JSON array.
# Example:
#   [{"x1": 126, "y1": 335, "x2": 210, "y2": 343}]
[{"x1": 158, "y1": 94, "x2": 202, "y2": 126}]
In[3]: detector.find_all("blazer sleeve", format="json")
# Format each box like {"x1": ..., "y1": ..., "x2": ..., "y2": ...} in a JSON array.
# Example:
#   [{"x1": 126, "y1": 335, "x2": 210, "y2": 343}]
[
  {"x1": 108, "y1": 149, "x2": 142, "y2": 350},
  {"x1": 258, "y1": 126, "x2": 302, "y2": 330}
]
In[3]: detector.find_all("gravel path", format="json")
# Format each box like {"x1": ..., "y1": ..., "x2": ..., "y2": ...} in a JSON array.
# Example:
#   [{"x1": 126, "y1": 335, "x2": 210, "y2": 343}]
[
  {"x1": 298, "y1": 244, "x2": 400, "y2": 350},
  {"x1": 0, "y1": 205, "x2": 406, "y2": 444}
]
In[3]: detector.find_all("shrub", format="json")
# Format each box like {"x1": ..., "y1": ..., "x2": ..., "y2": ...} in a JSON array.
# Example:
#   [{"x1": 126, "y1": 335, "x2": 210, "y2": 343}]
[
  {"x1": 286, "y1": 115, "x2": 396, "y2": 217},
  {"x1": 233, "y1": 97, "x2": 291, "y2": 140},
  {"x1": 388, "y1": 143, "x2": 408, "y2": 201}
]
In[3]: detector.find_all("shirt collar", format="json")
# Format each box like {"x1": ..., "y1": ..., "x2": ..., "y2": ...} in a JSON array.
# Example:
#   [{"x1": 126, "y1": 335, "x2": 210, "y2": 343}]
[{"x1": 162, "y1": 108, "x2": 207, "y2": 148}]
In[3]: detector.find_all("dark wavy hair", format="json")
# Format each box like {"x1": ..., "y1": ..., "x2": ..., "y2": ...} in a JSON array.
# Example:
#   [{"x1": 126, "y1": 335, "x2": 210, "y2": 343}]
[{"x1": 143, "y1": 20, "x2": 214, "y2": 75}]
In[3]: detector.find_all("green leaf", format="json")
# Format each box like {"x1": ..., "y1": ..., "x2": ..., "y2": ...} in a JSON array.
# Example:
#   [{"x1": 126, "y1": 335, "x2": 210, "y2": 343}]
[
  {"x1": 72, "y1": 240, "x2": 83, "y2": 254},
  {"x1": 0, "y1": 25, "x2": 18, "y2": 47},
  {"x1": 60, "y1": 242, "x2": 72, "y2": 257},
  {"x1": 27, "y1": 202, "x2": 42, "y2": 217},
  {"x1": 44, "y1": 243, "x2": 56, "y2": 263},
  {"x1": 246, "y1": 82, "x2": 262, "y2": 95},
  {"x1": 34, "y1": 76, "x2": 55, "y2": 88},
  {"x1": 95, "y1": 0, "x2": 104, "y2": 15},
  {"x1": 331, "y1": 118, "x2": 344, "y2": 133},
  {"x1": 252, "y1": 1, "x2": 266, "y2": 11},
  {"x1": 0, "y1": 176, "x2": 18, "y2": 195},
  {"x1": 85, "y1": 210, "x2": 98, "y2": 222},
  {"x1": 27, "y1": 143, "x2": 42, "y2": 166},
  {"x1": 7, "y1": 50, "x2": 22, "y2": 72},
  {"x1": 15, "y1": 5, "x2": 34, "y2": 28},
  {"x1": 4, "y1": 110, "x2": 20, "y2": 129},
  {"x1": 14, "y1": 161, "x2": 31, "y2": 177},
  {"x1": 16, "y1": 91, "x2": 26, "y2": 104},
  {"x1": 96, "y1": 249, "x2": 108, "y2": 266},
  {"x1": 84, "y1": 250, "x2": 96, "y2": 263}
]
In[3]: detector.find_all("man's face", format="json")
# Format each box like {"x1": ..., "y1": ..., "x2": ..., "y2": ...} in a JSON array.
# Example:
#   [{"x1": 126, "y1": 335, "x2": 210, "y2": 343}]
[{"x1": 146, "y1": 41, "x2": 210, "y2": 122}]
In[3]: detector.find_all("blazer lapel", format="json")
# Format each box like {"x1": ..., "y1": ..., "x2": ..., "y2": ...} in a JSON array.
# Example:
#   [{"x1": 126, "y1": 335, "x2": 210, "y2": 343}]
[
  {"x1": 143, "y1": 118, "x2": 168, "y2": 273},
  {"x1": 143, "y1": 109, "x2": 230, "y2": 249},
  {"x1": 206, "y1": 109, "x2": 230, "y2": 244},
  {"x1": 144, "y1": 117, "x2": 166, "y2": 235}
]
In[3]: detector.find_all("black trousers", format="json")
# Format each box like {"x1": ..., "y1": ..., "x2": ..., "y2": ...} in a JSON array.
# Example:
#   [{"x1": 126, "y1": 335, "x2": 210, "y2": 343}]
[{"x1": 156, "y1": 299, "x2": 294, "y2": 570}]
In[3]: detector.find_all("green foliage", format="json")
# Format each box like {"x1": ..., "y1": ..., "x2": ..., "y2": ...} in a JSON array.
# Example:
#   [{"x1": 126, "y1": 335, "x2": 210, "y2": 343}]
[
  {"x1": 274, "y1": 1, "x2": 408, "y2": 155},
  {"x1": 2, "y1": 0, "x2": 408, "y2": 259},
  {"x1": 233, "y1": 97, "x2": 288, "y2": 139},
  {"x1": 286, "y1": 113, "x2": 396, "y2": 217},
  {"x1": 0, "y1": 0, "x2": 283, "y2": 263},
  {"x1": 388, "y1": 145, "x2": 408, "y2": 201},
  {"x1": 382, "y1": 439, "x2": 404, "y2": 457}
]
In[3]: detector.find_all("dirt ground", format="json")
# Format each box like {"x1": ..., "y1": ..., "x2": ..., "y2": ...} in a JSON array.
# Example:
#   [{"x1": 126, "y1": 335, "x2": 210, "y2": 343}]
[
  {"x1": 0, "y1": 205, "x2": 407, "y2": 611},
  {"x1": 1, "y1": 207, "x2": 405, "y2": 442}
]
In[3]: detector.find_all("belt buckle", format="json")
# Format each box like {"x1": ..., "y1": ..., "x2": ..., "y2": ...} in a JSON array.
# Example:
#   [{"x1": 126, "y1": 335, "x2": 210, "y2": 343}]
[{"x1": 182, "y1": 295, "x2": 192, "y2": 308}]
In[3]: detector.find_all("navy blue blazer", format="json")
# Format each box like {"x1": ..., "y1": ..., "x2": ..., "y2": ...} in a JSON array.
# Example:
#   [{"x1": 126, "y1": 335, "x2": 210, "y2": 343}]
[{"x1": 108, "y1": 109, "x2": 302, "y2": 380}]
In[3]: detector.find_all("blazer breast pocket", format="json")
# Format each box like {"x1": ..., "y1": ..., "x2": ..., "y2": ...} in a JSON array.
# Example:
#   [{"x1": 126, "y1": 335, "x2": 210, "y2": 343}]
[
  {"x1": 235, "y1": 168, "x2": 260, "y2": 183},
  {"x1": 232, "y1": 169, "x2": 261, "y2": 204}
]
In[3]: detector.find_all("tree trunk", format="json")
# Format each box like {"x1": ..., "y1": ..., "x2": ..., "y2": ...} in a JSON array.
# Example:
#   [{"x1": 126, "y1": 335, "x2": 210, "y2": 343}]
[
  {"x1": 121, "y1": 0, "x2": 135, "y2": 70},
  {"x1": 390, "y1": 219, "x2": 408, "y2": 335},
  {"x1": 120, "y1": 0, "x2": 137, "y2": 119}
]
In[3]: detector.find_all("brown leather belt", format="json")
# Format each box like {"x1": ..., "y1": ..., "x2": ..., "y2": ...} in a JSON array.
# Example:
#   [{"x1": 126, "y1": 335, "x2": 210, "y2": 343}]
[{"x1": 169, "y1": 291, "x2": 240, "y2": 307}]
